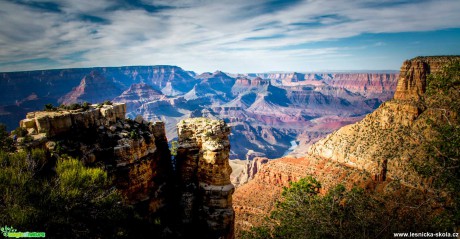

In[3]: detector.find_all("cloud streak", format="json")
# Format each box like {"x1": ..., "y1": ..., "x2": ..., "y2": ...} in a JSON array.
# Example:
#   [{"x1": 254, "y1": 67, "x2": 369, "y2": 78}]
[{"x1": 0, "y1": 0, "x2": 459, "y2": 72}]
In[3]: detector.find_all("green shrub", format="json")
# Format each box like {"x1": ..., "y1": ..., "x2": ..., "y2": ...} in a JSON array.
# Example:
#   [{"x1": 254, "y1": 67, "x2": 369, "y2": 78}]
[
  {"x1": 44, "y1": 103, "x2": 56, "y2": 111},
  {"x1": 0, "y1": 124, "x2": 13, "y2": 152}
]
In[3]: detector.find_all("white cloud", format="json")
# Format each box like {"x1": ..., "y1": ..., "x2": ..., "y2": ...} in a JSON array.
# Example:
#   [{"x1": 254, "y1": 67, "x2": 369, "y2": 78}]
[{"x1": 0, "y1": 0, "x2": 459, "y2": 72}]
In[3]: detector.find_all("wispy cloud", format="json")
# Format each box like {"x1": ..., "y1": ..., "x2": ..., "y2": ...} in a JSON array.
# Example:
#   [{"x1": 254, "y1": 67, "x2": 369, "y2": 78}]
[{"x1": 0, "y1": 0, "x2": 459, "y2": 72}]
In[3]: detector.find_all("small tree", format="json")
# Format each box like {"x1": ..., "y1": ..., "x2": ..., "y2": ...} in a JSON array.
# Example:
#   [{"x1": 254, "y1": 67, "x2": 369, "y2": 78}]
[{"x1": 44, "y1": 103, "x2": 55, "y2": 111}]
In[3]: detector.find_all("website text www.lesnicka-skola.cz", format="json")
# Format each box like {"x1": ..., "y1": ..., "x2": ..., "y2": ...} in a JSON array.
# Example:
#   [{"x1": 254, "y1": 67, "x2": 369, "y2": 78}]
[{"x1": 393, "y1": 232, "x2": 459, "y2": 238}]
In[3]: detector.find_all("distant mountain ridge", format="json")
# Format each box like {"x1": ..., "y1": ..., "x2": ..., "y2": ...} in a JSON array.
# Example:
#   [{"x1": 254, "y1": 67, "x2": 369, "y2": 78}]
[{"x1": 0, "y1": 65, "x2": 399, "y2": 159}]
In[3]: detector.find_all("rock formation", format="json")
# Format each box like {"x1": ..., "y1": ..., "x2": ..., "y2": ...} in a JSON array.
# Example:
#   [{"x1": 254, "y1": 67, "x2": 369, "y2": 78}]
[
  {"x1": 233, "y1": 56, "x2": 460, "y2": 237},
  {"x1": 393, "y1": 56, "x2": 460, "y2": 101},
  {"x1": 16, "y1": 104, "x2": 239, "y2": 238},
  {"x1": 229, "y1": 157, "x2": 269, "y2": 188},
  {"x1": 20, "y1": 103, "x2": 126, "y2": 137},
  {"x1": 1, "y1": 65, "x2": 399, "y2": 162},
  {"x1": 18, "y1": 103, "x2": 172, "y2": 214},
  {"x1": 175, "y1": 118, "x2": 235, "y2": 239}
]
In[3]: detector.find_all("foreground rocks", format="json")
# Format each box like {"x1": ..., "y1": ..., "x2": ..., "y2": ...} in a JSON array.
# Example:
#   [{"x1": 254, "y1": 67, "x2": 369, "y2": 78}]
[
  {"x1": 176, "y1": 118, "x2": 235, "y2": 239},
  {"x1": 18, "y1": 103, "x2": 172, "y2": 213},
  {"x1": 17, "y1": 104, "x2": 236, "y2": 238}
]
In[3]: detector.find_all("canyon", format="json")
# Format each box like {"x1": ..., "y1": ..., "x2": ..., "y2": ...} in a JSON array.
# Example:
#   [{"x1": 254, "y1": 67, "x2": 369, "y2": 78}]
[
  {"x1": 0, "y1": 66, "x2": 398, "y2": 162},
  {"x1": 2, "y1": 56, "x2": 458, "y2": 238},
  {"x1": 232, "y1": 56, "x2": 460, "y2": 237}
]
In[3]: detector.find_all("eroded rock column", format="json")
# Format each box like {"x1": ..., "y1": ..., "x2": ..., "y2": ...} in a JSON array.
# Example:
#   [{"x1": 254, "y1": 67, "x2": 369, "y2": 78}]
[{"x1": 176, "y1": 118, "x2": 234, "y2": 239}]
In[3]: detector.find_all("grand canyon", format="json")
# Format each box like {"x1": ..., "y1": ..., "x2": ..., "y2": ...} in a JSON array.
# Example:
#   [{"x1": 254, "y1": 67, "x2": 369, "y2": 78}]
[
  {"x1": 0, "y1": 67, "x2": 398, "y2": 160},
  {"x1": 1, "y1": 0, "x2": 460, "y2": 238},
  {"x1": 1, "y1": 56, "x2": 460, "y2": 238}
]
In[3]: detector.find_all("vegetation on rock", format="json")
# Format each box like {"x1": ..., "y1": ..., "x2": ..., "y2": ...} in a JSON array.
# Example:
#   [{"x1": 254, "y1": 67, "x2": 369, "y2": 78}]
[{"x1": 242, "y1": 59, "x2": 460, "y2": 238}]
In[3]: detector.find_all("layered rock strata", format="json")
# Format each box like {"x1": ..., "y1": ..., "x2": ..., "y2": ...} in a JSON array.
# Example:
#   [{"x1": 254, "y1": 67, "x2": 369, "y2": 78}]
[
  {"x1": 176, "y1": 118, "x2": 234, "y2": 239},
  {"x1": 18, "y1": 103, "x2": 172, "y2": 213},
  {"x1": 20, "y1": 103, "x2": 126, "y2": 137},
  {"x1": 233, "y1": 56, "x2": 460, "y2": 237},
  {"x1": 394, "y1": 56, "x2": 460, "y2": 101}
]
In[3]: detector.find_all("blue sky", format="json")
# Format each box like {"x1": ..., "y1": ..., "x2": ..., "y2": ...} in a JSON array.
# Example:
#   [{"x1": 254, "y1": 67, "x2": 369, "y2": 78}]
[{"x1": 0, "y1": 0, "x2": 459, "y2": 73}]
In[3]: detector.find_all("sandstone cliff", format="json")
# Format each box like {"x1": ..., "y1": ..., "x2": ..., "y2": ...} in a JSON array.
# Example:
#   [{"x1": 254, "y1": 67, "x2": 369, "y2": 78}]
[
  {"x1": 233, "y1": 56, "x2": 460, "y2": 237},
  {"x1": 17, "y1": 105, "x2": 238, "y2": 238},
  {"x1": 18, "y1": 103, "x2": 173, "y2": 214},
  {"x1": 175, "y1": 118, "x2": 235, "y2": 239},
  {"x1": 230, "y1": 157, "x2": 269, "y2": 188},
  {"x1": 310, "y1": 56, "x2": 460, "y2": 189}
]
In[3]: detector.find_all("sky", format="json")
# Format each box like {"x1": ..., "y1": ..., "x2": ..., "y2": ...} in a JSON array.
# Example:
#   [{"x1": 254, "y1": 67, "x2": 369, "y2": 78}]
[{"x1": 0, "y1": 0, "x2": 460, "y2": 73}]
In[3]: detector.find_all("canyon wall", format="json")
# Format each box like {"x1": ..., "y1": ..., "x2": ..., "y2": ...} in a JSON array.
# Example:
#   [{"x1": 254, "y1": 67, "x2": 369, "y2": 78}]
[
  {"x1": 175, "y1": 118, "x2": 235, "y2": 239},
  {"x1": 233, "y1": 56, "x2": 460, "y2": 237}
]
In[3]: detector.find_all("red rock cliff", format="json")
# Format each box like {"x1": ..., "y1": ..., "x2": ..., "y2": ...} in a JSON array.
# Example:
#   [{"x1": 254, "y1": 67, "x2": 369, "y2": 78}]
[{"x1": 233, "y1": 56, "x2": 460, "y2": 237}]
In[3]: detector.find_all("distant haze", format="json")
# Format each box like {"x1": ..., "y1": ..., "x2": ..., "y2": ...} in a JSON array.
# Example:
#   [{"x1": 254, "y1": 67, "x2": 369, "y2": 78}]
[{"x1": 1, "y1": 0, "x2": 460, "y2": 73}]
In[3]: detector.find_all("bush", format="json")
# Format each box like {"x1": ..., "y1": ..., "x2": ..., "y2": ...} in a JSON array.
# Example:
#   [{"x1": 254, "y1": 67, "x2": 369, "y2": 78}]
[
  {"x1": 12, "y1": 127, "x2": 28, "y2": 137},
  {"x1": 82, "y1": 102, "x2": 91, "y2": 110},
  {"x1": 243, "y1": 177, "x2": 442, "y2": 239},
  {"x1": 0, "y1": 124, "x2": 13, "y2": 152},
  {"x1": 44, "y1": 103, "x2": 56, "y2": 112}
]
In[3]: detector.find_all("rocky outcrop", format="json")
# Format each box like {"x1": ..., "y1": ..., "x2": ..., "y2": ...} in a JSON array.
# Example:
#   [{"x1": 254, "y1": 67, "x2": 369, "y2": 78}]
[
  {"x1": 19, "y1": 103, "x2": 126, "y2": 137},
  {"x1": 310, "y1": 56, "x2": 460, "y2": 189},
  {"x1": 176, "y1": 118, "x2": 234, "y2": 239},
  {"x1": 231, "y1": 77, "x2": 270, "y2": 95},
  {"x1": 18, "y1": 103, "x2": 172, "y2": 214},
  {"x1": 229, "y1": 157, "x2": 269, "y2": 188},
  {"x1": 394, "y1": 56, "x2": 460, "y2": 101}
]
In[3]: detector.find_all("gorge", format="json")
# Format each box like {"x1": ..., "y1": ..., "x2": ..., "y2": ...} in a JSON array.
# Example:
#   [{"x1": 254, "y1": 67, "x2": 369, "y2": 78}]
[
  {"x1": 1, "y1": 56, "x2": 458, "y2": 238},
  {"x1": 0, "y1": 67, "x2": 398, "y2": 161},
  {"x1": 233, "y1": 56, "x2": 460, "y2": 237}
]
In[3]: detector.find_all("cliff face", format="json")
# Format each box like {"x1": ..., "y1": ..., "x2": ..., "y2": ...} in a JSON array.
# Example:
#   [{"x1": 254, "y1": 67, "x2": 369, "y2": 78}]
[
  {"x1": 256, "y1": 72, "x2": 398, "y2": 100},
  {"x1": 233, "y1": 56, "x2": 460, "y2": 236},
  {"x1": 394, "y1": 56, "x2": 460, "y2": 101},
  {"x1": 113, "y1": 83, "x2": 165, "y2": 113},
  {"x1": 230, "y1": 157, "x2": 269, "y2": 188},
  {"x1": 59, "y1": 70, "x2": 123, "y2": 104},
  {"x1": 18, "y1": 103, "x2": 172, "y2": 213},
  {"x1": 310, "y1": 56, "x2": 460, "y2": 188},
  {"x1": 176, "y1": 118, "x2": 235, "y2": 239}
]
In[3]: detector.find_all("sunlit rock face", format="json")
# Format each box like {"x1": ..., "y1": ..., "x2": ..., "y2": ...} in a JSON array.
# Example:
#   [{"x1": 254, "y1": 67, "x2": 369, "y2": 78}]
[
  {"x1": 176, "y1": 118, "x2": 234, "y2": 239},
  {"x1": 233, "y1": 56, "x2": 460, "y2": 237},
  {"x1": 18, "y1": 103, "x2": 173, "y2": 214}
]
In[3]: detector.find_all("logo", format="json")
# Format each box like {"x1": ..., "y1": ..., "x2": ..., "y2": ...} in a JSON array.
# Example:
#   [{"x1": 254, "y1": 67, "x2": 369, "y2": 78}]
[{"x1": 1, "y1": 226, "x2": 45, "y2": 238}]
